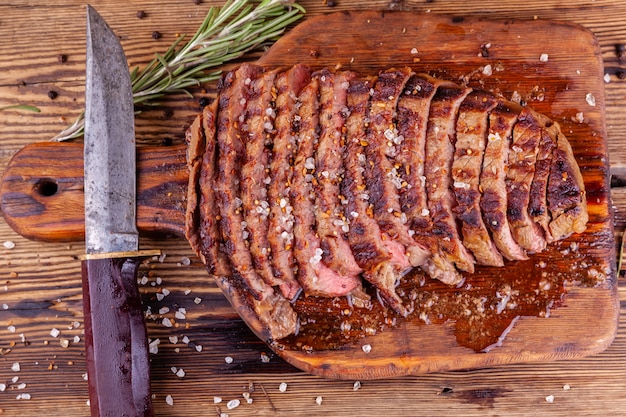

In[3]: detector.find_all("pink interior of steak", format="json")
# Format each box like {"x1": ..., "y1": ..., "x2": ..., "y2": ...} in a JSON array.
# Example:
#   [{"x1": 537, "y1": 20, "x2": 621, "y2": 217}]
[{"x1": 185, "y1": 64, "x2": 588, "y2": 341}]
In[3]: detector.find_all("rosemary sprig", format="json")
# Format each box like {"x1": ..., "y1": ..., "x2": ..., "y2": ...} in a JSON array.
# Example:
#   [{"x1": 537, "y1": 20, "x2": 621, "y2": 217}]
[
  {"x1": 52, "y1": 0, "x2": 305, "y2": 141},
  {"x1": 0, "y1": 104, "x2": 41, "y2": 113}
]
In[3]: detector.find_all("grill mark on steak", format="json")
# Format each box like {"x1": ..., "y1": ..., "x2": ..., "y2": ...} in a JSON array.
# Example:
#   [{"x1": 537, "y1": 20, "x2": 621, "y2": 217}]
[
  {"x1": 481, "y1": 102, "x2": 529, "y2": 261},
  {"x1": 528, "y1": 114, "x2": 557, "y2": 242},
  {"x1": 396, "y1": 74, "x2": 462, "y2": 284},
  {"x1": 342, "y1": 76, "x2": 412, "y2": 315},
  {"x1": 452, "y1": 90, "x2": 503, "y2": 267},
  {"x1": 215, "y1": 64, "x2": 273, "y2": 300},
  {"x1": 267, "y1": 65, "x2": 310, "y2": 300},
  {"x1": 240, "y1": 69, "x2": 281, "y2": 290},
  {"x1": 314, "y1": 69, "x2": 363, "y2": 278},
  {"x1": 364, "y1": 67, "x2": 431, "y2": 270},
  {"x1": 506, "y1": 108, "x2": 547, "y2": 253},
  {"x1": 291, "y1": 75, "x2": 361, "y2": 297},
  {"x1": 424, "y1": 84, "x2": 475, "y2": 273},
  {"x1": 546, "y1": 128, "x2": 588, "y2": 240}
]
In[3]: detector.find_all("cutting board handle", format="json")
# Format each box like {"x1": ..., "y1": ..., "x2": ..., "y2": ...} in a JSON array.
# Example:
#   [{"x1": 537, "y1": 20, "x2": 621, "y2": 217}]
[{"x1": 1, "y1": 142, "x2": 188, "y2": 242}]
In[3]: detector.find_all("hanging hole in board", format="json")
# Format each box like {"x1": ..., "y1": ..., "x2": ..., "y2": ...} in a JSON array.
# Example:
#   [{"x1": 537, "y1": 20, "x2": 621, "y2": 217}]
[{"x1": 34, "y1": 178, "x2": 58, "y2": 197}]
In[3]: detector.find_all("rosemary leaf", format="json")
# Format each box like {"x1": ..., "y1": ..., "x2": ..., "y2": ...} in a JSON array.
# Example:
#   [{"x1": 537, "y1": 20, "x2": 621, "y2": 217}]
[
  {"x1": 52, "y1": 0, "x2": 305, "y2": 142},
  {"x1": 0, "y1": 104, "x2": 41, "y2": 113}
]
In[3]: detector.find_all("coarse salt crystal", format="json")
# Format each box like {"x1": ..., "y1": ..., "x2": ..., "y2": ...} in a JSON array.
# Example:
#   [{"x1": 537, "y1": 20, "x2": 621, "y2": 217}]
[
  {"x1": 225, "y1": 356, "x2": 234, "y2": 364},
  {"x1": 545, "y1": 394, "x2": 555, "y2": 403},
  {"x1": 149, "y1": 338, "x2": 160, "y2": 354},
  {"x1": 11, "y1": 362, "x2": 20, "y2": 372},
  {"x1": 7, "y1": 325, "x2": 16, "y2": 333},
  {"x1": 165, "y1": 395, "x2": 174, "y2": 406},
  {"x1": 540, "y1": 53, "x2": 549, "y2": 62},
  {"x1": 17, "y1": 383, "x2": 26, "y2": 390},
  {"x1": 182, "y1": 336, "x2": 191, "y2": 344},
  {"x1": 227, "y1": 399, "x2": 240, "y2": 410},
  {"x1": 195, "y1": 345, "x2": 203, "y2": 352},
  {"x1": 362, "y1": 344, "x2": 372, "y2": 353},
  {"x1": 169, "y1": 336, "x2": 178, "y2": 344},
  {"x1": 155, "y1": 277, "x2": 162, "y2": 285},
  {"x1": 482, "y1": 64, "x2": 493, "y2": 76},
  {"x1": 175, "y1": 308, "x2": 186, "y2": 320},
  {"x1": 50, "y1": 328, "x2": 60, "y2": 338},
  {"x1": 73, "y1": 335, "x2": 80, "y2": 343},
  {"x1": 585, "y1": 93, "x2": 596, "y2": 107},
  {"x1": 353, "y1": 381, "x2": 361, "y2": 391},
  {"x1": 3, "y1": 241, "x2": 15, "y2": 249},
  {"x1": 176, "y1": 368, "x2": 185, "y2": 378},
  {"x1": 214, "y1": 396, "x2": 222, "y2": 403},
  {"x1": 604, "y1": 73, "x2": 611, "y2": 83},
  {"x1": 16, "y1": 393, "x2": 31, "y2": 400},
  {"x1": 279, "y1": 382, "x2": 288, "y2": 392},
  {"x1": 410, "y1": 47, "x2": 418, "y2": 54},
  {"x1": 159, "y1": 306, "x2": 170, "y2": 314},
  {"x1": 260, "y1": 352, "x2": 270, "y2": 363},
  {"x1": 11, "y1": 376, "x2": 18, "y2": 383},
  {"x1": 162, "y1": 318, "x2": 173, "y2": 328},
  {"x1": 316, "y1": 396, "x2": 323, "y2": 405},
  {"x1": 563, "y1": 384, "x2": 571, "y2": 391},
  {"x1": 156, "y1": 293, "x2": 165, "y2": 301},
  {"x1": 2, "y1": 303, "x2": 8, "y2": 309},
  {"x1": 194, "y1": 297, "x2": 202, "y2": 305},
  {"x1": 0, "y1": 383, "x2": 6, "y2": 392}
]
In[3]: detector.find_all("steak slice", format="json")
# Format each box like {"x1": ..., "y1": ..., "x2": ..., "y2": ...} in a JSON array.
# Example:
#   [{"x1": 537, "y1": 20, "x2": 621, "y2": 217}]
[
  {"x1": 342, "y1": 76, "x2": 412, "y2": 315},
  {"x1": 396, "y1": 74, "x2": 462, "y2": 284},
  {"x1": 185, "y1": 100, "x2": 233, "y2": 276},
  {"x1": 481, "y1": 102, "x2": 529, "y2": 261},
  {"x1": 314, "y1": 69, "x2": 363, "y2": 278},
  {"x1": 291, "y1": 76, "x2": 361, "y2": 297},
  {"x1": 240, "y1": 69, "x2": 281, "y2": 290},
  {"x1": 529, "y1": 117, "x2": 557, "y2": 242},
  {"x1": 424, "y1": 84, "x2": 475, "y2": 273},
  {"x1": 452, "y1": 90, "x2": 503, "y2": 266},
  {"x1": 266, "y1": 65, "x2": 310, "y2": 300},
  {"x1": 215, "y1": 64, "x2": 273, "y2": 300},
  {"x1": 364, "y1": 67, "x2": 431, "y2": 271},
  {"x1": 506, "y1": 108, "x2": 547, "y2": 253},
  {"x1": 546, "y1": 127, "x2": 588, "y2": 240}
]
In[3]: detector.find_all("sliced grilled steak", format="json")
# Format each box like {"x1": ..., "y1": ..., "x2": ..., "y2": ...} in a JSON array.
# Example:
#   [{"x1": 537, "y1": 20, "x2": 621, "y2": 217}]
[
  {"x1": 342, "y1": 76, "x2": 412, "y2": 315},
  {"x1": 529, "y1": 113, "x2": 558, "y2": 242},
  {"x1": 185, "y1": 100, "x2": 233, "y2": 277},
  {"x1": 291, "y1": 75, "x2": 361, "y2": 297},
  {"x1": 546, "y1": 128, "x2": 589, "y2": 240},
  {"x1": 267, "y1": 65, "x2": 310, "y2": 300},
  {"x1": 240, "y1": 68, "x2": 280, "y2": 290},
  {"x1": 314, "y1": 69, "x2": 363, "y2": 278},
  {"x1": 396, "y1": 74, "x2": 463, "y2": 284},
  {"x1": 452, "y1": 90, "x2": 503, "y2": 266},
  {"x1": 364, "y1": 67, "x2": 431, "y2": 271},
  {"x1": 506, "y1": 108, "x2": 547, "y2": 253},
  {"x1": 424, "y1": 84, "x2": 475, "y2": 273},
  {"x1": 481, "y1": 102, "x2": 529, "y2": 261},
  {"x1": 215, "y1": 63, "x2": 273, "y2": 299}
]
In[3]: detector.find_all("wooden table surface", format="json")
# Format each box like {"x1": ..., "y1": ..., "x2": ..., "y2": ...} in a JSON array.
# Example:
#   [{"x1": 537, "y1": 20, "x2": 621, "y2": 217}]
[{"x1": 1, "y1": 1, "x2": 626, "y2": 416}]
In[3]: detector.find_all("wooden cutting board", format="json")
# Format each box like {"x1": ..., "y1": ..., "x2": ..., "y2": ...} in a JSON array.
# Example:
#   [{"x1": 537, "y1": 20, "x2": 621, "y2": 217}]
[{"x1": 0, "y1": 11, "x2": 618, "y2": 379}]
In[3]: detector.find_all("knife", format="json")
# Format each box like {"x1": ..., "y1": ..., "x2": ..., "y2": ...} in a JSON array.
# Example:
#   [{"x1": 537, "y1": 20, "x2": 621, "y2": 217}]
[{"x1": 82, "y1": 6, "x2": 159, "y2": 416}]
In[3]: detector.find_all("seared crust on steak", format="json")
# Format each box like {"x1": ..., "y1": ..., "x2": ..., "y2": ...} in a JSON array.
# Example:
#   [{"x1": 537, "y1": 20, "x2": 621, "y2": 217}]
[
  {"x1": 546, "y1": 128, "x2": 588, "y2": 240},
  {"x1": 481, "y1": 102, "x2": 529, "y2": 261},
  {"x1": 425, "y1": 84, "x2": 475, "y2": 273},
  {"x1": 240, "y1": 69, "x2": 280, "y2": 289},
  {"x1": 529, "y1": 114, "x2": 557, "y2": 242},
  {"x1": 314, "y1": 69, "x2": 363, "y2": 278},
  {"x1": 364, "y1": 68, "x2": 430, "y2": 270},
  {"x1": 267, "y1": 65, "x2": 310, "y2": 300},
  {"x1": 452, "y1": 90, "x2": 503, "y2": 267},
  {"x1": 343, "y1": 76, "x2": 412, "y2": 315},
  {"x1": 396, "y1": 74, "x2": 462, "y2": 284},
  {"x1": 507, "y1": 108, "x2": 547, "y2": 253},
  {"x1": 215, "y1": 64, "x2": 272, "y2": 299},
  {"x1": 291, "y1": 75, "x2": 361, "y2": 297}
]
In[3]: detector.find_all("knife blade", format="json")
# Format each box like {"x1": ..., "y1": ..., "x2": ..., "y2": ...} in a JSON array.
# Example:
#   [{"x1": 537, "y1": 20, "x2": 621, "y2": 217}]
[{"x1": 82, "y1": 6, "x2": 158, "y2": 417}]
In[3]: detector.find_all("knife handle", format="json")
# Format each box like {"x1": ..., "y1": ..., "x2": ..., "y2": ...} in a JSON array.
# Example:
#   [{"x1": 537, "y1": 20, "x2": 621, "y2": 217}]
[
  {"x1": 1, "y1": 142, "x2": 189, "y2": 242},
  {"x1": 81, "y1": 256, "x2": 154, "y2": 417}
]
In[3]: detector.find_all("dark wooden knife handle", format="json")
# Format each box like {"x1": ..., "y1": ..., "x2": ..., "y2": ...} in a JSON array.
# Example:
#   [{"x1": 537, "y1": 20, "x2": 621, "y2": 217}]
[
  {"x1": 82, "y1": 256, "x2": 154, "y2": 417},
  {"x1": 1, "y1": 142, "x2": 189, "y2": 242}
]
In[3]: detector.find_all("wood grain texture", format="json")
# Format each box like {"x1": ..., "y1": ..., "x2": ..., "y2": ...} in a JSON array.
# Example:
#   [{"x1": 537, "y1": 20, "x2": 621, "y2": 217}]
[{"x1": 1, "y1": 1, "x2": 626, "y2": 416}]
